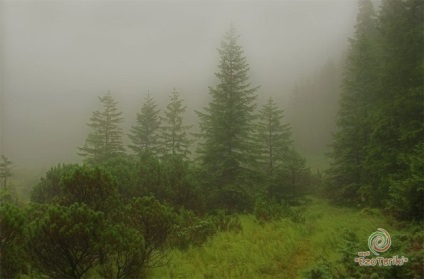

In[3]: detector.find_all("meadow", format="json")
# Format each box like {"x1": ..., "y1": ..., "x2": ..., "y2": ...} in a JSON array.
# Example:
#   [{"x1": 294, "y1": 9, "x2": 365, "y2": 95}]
[{"x1": 151, "y1": 198, "x2": 421, "y2": 279}]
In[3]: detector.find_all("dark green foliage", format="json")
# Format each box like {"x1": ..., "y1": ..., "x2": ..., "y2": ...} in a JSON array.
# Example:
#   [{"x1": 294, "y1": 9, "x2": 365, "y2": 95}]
[
  {"x1": 302, "y1": 256, "x2": 333, "y2": 279},
  {"x1": 133, "y1": 152, "x2": 167, "y2": 199},
  {"x1": 405, "y1": 229, "x2": 424, "y2": 278},
  {"x1": 78, "y1": 92, "x2": 125, "y2": 164},
  {"x1": 255, "y1": 97, "x2": 292, "y2": 177},
  {"x1": 196, "y1": 25, "x2": 258, "y2": 211},
  {"x1": 208, "y1": 182, "x2": 254, "y2": 212},
  {"x1": 327, "y1": 0, "x2": 380, "y2": 205},
  {"x1": 386, "y1": 143, "x2": 424, "y2": 221},
  {"x1": 31, "y1": 164, "x2": 120, "y2": 215},
  {"x1": 253, "y1": 98, "x2": 309, "y2": 200},
  {"x1": 0, "y1": 155, "x2": 13, "y2": 189},
  {"x1": 161, "y1": 157, "x2": 205, "y2": 212},
  {"x1": 97, "y1": 154, "x2": 137, "y2": 200},
  {"x1": 59, "y1": 165, "x2": 119, "y2": 214},
  {"x1": 98, "y1": 224, "x2": 145, "y2": 279},
  {"x1": 0, "y1": 202, "x2": 27, "y2": 278},
  {"x1": 336, "y1": 229, "x2": 363, "y2": 278},
  {"x1": 132, "y1": 154, "x2": 205, "y2": 212},
  {"x1": 170, "y1": 209, "x2": 242, "y2": 251},
  {"x1": 124, "y1": 196, "x2": 174, "y2": 267},
  {"x1": 271, "y1": 149, "x2": 309, "y2": 199},
  {"x1": 30, "y1": 164, "x2": 77, "y2": 204},
  {"x1": 361, "y1": 0, "x2": 423, "y2": 209},
  {"x1": 326, "y1": 0, "x2": 423, "y2": 221},
  {"x1": 373, "y1": 0, "x2": 424, "y2": 219},
  {"x1": 28, "y1": 163, "x2": 181, "y2": 277},
  {"x1": 160, "y1": 89, "x2": 193, "y2": 159},
  {"x1": 25, "y1": 203, "x2": 106, "y2": 279},
  {"x1": 170, "y1": 208, "x2": 217, "y2": 250},
  {"x1": 128, "y1": 94, "x2": 162, "y2": 156}
]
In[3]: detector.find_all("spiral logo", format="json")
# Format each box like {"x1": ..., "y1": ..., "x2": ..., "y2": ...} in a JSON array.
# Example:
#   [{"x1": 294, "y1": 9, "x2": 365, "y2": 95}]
[{"x1": 368, "y1": 228, "x2": 391, "y2": 256}]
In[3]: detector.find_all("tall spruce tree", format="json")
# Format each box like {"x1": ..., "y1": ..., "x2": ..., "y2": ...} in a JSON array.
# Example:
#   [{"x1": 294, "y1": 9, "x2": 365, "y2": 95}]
[
  {"x1": 78, "y1": 92, "x2": 125, "y2": 164},
  {"x1": 196, "y1": 25, "x2": 258, "y2": 210},
  {"x1": 160, "y1": 89, "x2": 192, "y2": 159},
  {"x1": 374, "y1": 0, "x2": 424, "y2": 219},
  {"x1": 327, "y1": 0, "x2": 379, "y2": 204},
  {"x1": 327, "y1": 0, "x2": 423, "y2": 218},
  {"x1": 128, "y1": 94, "x2": 161, "y2": 156},
  {"x1": 255, "y1": 97, "x2": 292, "y2": 177}
]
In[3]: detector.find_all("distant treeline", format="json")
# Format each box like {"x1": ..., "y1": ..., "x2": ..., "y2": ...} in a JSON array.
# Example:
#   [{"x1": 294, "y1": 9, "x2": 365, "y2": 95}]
[{"x1": 1, "y1": 23, "x2": 315, "y2": 278}]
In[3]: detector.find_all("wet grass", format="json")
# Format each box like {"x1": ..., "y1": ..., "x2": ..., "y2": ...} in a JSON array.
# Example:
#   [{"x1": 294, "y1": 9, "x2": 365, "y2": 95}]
[{"x1": 150, "y1": 197, "x2": 397, "y2": 279}]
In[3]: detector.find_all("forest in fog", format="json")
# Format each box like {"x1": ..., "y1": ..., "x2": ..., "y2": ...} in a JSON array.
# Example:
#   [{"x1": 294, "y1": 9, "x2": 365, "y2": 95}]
[{"x1": 1, "y1": 0, "x2": 423, "y2": 278}]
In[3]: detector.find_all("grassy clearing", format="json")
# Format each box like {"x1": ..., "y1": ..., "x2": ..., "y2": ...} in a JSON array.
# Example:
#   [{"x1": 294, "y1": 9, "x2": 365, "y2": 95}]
[{"x1": 150, "y1": 197, "x2": 400, "y2": 279}]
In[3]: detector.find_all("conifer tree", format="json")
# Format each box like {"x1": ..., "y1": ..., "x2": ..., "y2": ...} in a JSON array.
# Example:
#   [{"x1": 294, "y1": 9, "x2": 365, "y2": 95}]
[
  {"x1": 255, "y1": 97, "x2": 292, "y2": 176},
  {"x1": 196, "y1": 25, "x2": 258, "y2": 210},
  {"x1": 78, "y1": 92, "x2": 125, "y2": 164},
  {"x1": 374, "y1": 0, "x2": 424, "y2": 218},
  {"x1": 327, "y1": 0, "x2": 379, "y2": 204},
  {"x1": 160, "y1": 89, "x2": 192, "y2": 159},
  {"x1": 128, "y1": 94, "x2": 161, "y2": 156}
]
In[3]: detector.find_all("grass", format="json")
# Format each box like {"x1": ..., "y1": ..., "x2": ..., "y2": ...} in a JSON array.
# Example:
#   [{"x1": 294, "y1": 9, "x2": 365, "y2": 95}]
[{"x1": 150, "y1": 197, "x2": 399, "y2": 279}]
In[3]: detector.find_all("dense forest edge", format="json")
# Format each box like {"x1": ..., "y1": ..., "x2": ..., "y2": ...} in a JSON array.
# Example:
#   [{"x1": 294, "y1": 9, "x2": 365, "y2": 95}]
[{"x1": 1, "y1": 0, "x2": 423, "y2": 278}]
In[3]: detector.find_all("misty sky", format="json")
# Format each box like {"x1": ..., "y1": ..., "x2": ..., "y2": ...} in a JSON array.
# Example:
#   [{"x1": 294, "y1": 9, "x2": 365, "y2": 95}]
[{"x1": 1, "y1": 0, "x2": 357, "y2": 167}]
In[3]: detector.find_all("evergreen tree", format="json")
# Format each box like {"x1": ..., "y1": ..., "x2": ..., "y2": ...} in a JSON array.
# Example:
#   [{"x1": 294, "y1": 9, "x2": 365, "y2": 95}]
[
  {"x1": 160, "y1": 89, "x2": 192, "y2": 159},
  {"x1": 197, "y1": 26, "x2": 258, "y2": 209},
  {"x1": 327, "y1": 0, "x2": 379, "y2": 204},
  {"x1": 374, "y1": 0, "x2": 424, "y2": 218},
  {"x1": 327, "y1": 0, "x2": 423, "y2": 218},
  {"x1": 78, "y1": 92, "x2": 125, "y2": 164},
  {"x1": 128, "y1": 94, "x2": 161, "y2": 156},
  {"x1": 255, "y1": 97, "x2": 292, "y2": 177},
  {"x1": 0, "y1": 155, "x2": 13, "y2": 189},
  {"x1": 280, "y1": 148, "x2": 308, "y2": 197},
  {"x1": 196, "y1": 25, "x2": 258, "y2": 206}
]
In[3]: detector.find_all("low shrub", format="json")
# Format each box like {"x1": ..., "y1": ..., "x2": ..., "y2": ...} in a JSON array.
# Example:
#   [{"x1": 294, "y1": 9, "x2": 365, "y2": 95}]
[{"x1": 170, "y1": 208, "x2": 216, "y2": 250}]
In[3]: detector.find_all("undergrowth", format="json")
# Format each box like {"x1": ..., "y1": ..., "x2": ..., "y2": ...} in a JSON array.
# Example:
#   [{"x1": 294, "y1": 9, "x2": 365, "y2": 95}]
[{"x1": 151, "y1": 197, "x2": 423, "y2": 278}]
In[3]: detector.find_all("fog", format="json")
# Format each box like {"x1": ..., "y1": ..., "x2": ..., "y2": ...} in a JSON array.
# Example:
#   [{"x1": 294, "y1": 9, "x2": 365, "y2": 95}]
[{"x1": 1, "y1": 0, "x2": 357, "y2": 167}]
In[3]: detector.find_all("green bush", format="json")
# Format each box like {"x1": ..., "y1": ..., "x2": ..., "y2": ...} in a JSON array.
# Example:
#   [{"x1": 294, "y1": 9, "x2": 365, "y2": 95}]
[
  {"x1": 170, "y1": 208, "x2": 216, "y2": 250},
  {"x1": 98, "y1": 224, "x2": 145, "y2": 279},
  {"x1": 30, "y1": 164, "x2": 76, "y2": 204},
  {"x1": 25, "y1": 203, "x2": 106, "y2": 279},
  {"x1": 302, "y1": 256, "x2": 333, "y2": 279},
  {"x1": 124, "y1": 196, "x2": 174, "y2": 267},
  {"x1": 0, "y1": 202, "x2": 27, "y2": 278}
]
